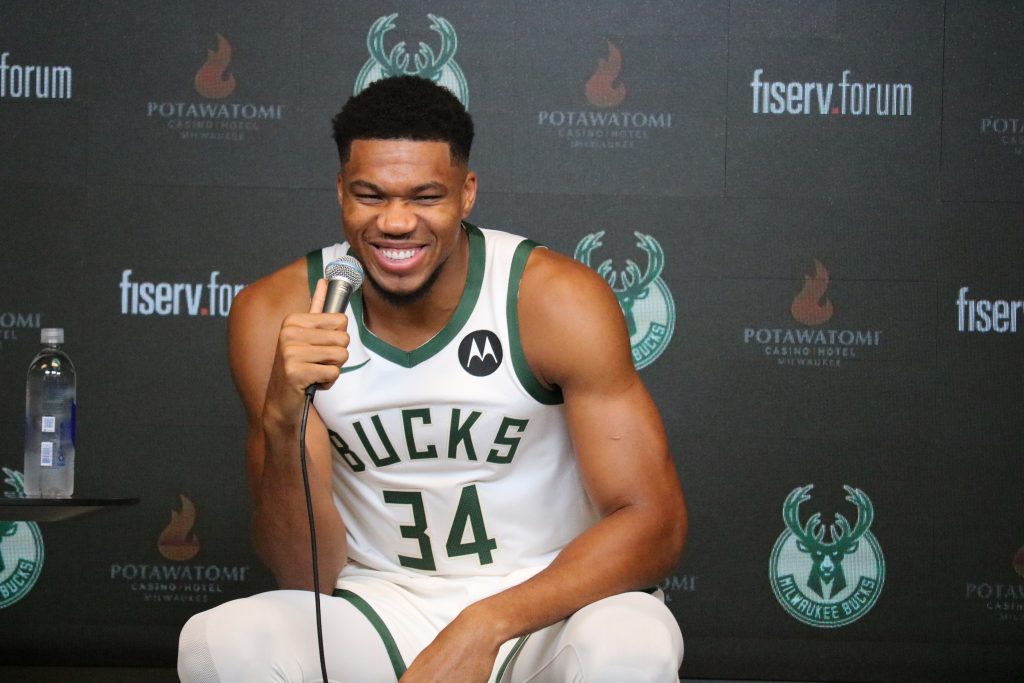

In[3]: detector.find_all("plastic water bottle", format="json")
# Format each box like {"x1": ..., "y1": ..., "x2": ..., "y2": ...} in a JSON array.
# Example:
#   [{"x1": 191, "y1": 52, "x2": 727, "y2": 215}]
[{"x1": 23, "y1": 328, "x2": 77, "y2": 497}]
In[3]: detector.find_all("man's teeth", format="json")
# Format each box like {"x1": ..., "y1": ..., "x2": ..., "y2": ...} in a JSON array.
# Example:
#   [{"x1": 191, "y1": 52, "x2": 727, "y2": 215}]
[{"x1": 381, "y1": 248, "x2": 418, "y2": 261}]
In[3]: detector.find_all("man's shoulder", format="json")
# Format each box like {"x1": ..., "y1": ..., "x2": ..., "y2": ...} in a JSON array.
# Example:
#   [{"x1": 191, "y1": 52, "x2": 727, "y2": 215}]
[
  {"x1": 473, "y1": 224, "x2": 570, "y2": 277},
  {"x1": 519, "y1": 243, "x2": 622, "y2": 339},
  {"x1": 517, "y1": 244, "x2": 632, "y2": 390},
  {"x1": 521, "y1": 243, "x2": 607, "y2": 297},
  {"x1": 474, "y1": 224, "x2": 522, "y2": 239},
  {"x1": 230, "y1": 255, "x2": 311, "y2": 325}
]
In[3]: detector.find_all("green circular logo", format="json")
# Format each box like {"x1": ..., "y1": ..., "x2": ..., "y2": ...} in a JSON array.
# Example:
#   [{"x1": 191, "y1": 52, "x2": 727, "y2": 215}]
[
  {"x1": 573, "y1": 231, "x2": 676, "y2": 370},
  {"x1": 769, "y1": 485, "x2": 885, "y2": 628},
  {"x1": 0, "y1": 520, "x2": 45, "y2": 609}
]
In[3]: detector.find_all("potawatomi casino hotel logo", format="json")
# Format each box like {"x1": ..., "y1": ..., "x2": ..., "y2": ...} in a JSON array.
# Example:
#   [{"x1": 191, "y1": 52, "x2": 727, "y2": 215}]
[
  {"x1": 109, "y1": 495, "x2": 251, "y2": 605},
  {"x1": 146, "y1": 32, "x2": 285, "y2": 142},
  {"x1": 743, "y1": 259, "x2": 884, "y2": 368},
  {"x1": 0, "y1": 469, "x2": 45, "y2": 609},
  {"x1": 538, "y1": 41, "x2": 672, "y2": 150},
  {"x1": 770, "y1": 485, "x2": 885, "y2": 628},
  {"x1": 575, "y1": 232, "x2": 675, "y2": 370},
  {"x1": 354, "y1": 14, "x2": 468, "y2": 108}
]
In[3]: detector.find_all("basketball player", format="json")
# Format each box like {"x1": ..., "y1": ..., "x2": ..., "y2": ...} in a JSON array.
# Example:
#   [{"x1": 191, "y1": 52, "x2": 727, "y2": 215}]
[{"x1": 178, "y1": 75, "x2": 687, "y2": 682}]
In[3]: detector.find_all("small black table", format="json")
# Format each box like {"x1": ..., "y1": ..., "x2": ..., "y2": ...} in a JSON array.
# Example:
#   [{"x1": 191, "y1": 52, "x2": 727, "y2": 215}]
[{"x1": 0, "y1": 496, "x2": 140, "y2": 522}]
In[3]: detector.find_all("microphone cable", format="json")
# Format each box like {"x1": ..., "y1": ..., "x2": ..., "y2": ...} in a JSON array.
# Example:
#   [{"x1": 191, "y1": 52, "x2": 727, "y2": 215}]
[
  {"x1": 296, "y1": 257, "x2": 362, "y2": 683},
  {"x1": 299, "y1": 389, "x2": 330, "y2": 683}
]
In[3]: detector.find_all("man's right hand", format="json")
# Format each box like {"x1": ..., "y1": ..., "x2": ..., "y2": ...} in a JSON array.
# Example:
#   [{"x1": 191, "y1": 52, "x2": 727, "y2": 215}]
[{"x1": 262, "y1": 278, "x2": 351, "y2": 430}]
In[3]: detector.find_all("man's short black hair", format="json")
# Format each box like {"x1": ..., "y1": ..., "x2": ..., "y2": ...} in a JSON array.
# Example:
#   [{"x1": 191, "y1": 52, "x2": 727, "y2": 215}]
[{"x1": 331, "y1": 75, "x2": 474, "y2": 166}]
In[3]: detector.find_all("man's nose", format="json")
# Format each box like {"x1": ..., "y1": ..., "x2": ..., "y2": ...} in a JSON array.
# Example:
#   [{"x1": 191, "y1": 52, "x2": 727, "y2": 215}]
[{"x1": 378, "y1": 200, "x2": 417, "y2": 235}]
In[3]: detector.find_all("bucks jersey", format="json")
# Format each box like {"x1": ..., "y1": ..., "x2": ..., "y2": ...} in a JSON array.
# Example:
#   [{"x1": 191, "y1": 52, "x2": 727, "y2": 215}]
[{"x1": 308, "y1": 224, "x2": 599, "y2": 580}]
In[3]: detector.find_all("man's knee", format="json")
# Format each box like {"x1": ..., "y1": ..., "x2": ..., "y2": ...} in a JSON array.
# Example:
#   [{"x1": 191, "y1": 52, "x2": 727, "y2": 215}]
[
  {"x1": 564, "y1": 592, "x2": 683, "y2": 683},
  {"x1": 178, "y1": 609, "x2": 222, "y2": 683},
  {"x1": 177, "y1": 594, "x2": 305, "y2": 683},
  {"x1": 178, "y1": 589, "x2": 400, "y2": 683}
]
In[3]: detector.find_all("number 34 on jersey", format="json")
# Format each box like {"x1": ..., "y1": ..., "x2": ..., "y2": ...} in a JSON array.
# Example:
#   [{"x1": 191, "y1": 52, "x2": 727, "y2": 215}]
[{"x1": 384, "y1": 485, "x2": 496, "y2": 571}]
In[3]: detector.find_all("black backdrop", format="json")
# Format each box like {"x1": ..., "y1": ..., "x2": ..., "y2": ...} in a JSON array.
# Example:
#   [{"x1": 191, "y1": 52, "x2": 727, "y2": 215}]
[{"x1": 1, "y1": 2, "x2": 1022, "y2": 681}]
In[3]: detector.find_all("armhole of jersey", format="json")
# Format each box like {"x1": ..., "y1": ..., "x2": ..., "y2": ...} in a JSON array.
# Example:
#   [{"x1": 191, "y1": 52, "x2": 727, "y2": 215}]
[
  {"x1": 306, "y1": 248, "x2": 324, "y2": 299},
  {"x1": 507, "y1": 240, "x2": 564, "y2": 405}
]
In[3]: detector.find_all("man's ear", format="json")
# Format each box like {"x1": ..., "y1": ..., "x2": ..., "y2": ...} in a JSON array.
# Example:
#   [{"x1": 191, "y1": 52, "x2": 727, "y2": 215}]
[{"x1": 461, "y1": 170, "x2": 478, "y2": 218}]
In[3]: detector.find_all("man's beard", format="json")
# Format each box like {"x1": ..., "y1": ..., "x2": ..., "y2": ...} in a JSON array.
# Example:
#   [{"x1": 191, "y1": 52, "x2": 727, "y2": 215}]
[{"x1": 364, "y1": 258, "x2": 447, "y2": 308}]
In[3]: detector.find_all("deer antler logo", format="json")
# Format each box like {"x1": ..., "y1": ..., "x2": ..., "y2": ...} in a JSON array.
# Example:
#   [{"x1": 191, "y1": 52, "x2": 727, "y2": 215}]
[
  {"x1": 770, "y1": 484, "x2": 885, "y2": 628},
  {"x1": 0, "y1": 468, "x2": 45, "y2": 610},
  {"x1": 783, "y1": 485, "x2": 873, "y2": 598},
  {"x1": 354, "y1": 14, "x2": 469, "y2": 108},
  {"x1": 574, "y1": 231, "x2": 676, "y2": 369}
]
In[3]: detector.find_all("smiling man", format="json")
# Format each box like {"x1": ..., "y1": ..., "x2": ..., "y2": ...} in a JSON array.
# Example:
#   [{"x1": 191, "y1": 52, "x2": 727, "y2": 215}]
[{"x1": 178, "y1": 75, "x2": 686, "y2": 682}]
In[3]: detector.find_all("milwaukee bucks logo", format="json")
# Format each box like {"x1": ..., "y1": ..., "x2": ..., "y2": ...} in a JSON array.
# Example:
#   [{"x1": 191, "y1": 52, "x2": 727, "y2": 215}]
[
  {"x1": 355, "y1": 14, "x2": 469, "y2": 108},
  {"x1": 769, "y1": 484, "x2": 885, "y2": 628},
  {"x1": 574, "y1": 231, "x2": 675, "y2": 369},
  {"x1": 0, "y1": 468, "x2": 45, "y2": 609}
]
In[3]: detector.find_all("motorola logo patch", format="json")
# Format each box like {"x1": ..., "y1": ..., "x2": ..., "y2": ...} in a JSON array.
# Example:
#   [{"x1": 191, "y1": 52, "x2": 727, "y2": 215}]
[{"x1": 458, "y1": 330, "x2": 502, "y2": 376}]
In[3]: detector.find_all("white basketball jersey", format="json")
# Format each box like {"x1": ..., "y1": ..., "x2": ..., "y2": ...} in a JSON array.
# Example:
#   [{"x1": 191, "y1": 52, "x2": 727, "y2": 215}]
[{"x1": 309, "y1": 225, "x2": 599, "y2": 579}]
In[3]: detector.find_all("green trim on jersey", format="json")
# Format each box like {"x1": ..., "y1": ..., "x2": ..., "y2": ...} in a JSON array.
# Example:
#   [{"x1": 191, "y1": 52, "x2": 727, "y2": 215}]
[
  {"x1": 305, "y1": 225, "x2": 563, "y2": 403},
  {"x1": 340, "y1": 358, "x2": 370, "y2": 375},
  {"x1": 306, "y1": 248, "x2": 324, "y2": 297},
  {"x1": 332, "y1": 588, "x2": 407, "y2": 679},
  {"x1": 350, "y1": 223, "x2": 485, "y2": 368},
  {"x1": 507, "y1": 240, "x2": 564, "y2": 405},
  {"x1": 495, "y1": 634, "x2": 531, "y2": 682}
]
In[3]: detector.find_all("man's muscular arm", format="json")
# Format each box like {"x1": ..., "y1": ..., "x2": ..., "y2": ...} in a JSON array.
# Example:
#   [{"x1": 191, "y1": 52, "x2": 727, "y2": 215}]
[
  {"x1": 227, "y1": 258, "x2": 351, "y2": 591},
  {"x1": 402, "y1": 248, "x2": 687, "y2": 681}
]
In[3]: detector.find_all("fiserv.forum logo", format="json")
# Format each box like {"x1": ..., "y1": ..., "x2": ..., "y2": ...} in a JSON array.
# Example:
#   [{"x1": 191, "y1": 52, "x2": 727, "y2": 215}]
[
  {"x1": 769, "y1": 484, "x2": 884, "y2": 627},
  {"x1": 0, "y1": 469, "x2": 45, "y2": 609},
  {"x1": 575, "y1": 232, "x2": 675, "y2": 370},
  {"x1": 354, "y1": 14, "x2": 468, "y2": 108}
]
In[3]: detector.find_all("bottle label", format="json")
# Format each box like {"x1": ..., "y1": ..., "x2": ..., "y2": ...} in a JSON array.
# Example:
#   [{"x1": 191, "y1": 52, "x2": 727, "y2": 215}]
[
  {"x1": 41, "y1": 416, "x2": 56, "y2": 433},
  {"x1": 40, "y1": 442, "x2": 54, "y2": 467}
]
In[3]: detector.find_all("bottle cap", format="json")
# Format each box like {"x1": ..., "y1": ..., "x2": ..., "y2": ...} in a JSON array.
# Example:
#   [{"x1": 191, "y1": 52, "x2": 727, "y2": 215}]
[{"x1": 40, "y1": 328, "x2": 64, "y2": 344}]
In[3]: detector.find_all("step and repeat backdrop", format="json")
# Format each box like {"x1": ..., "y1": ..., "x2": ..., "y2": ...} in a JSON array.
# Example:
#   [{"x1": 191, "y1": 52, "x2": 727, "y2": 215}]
[{"x1": 1, "y1": 1, "x2": 1022, "y2": 680}]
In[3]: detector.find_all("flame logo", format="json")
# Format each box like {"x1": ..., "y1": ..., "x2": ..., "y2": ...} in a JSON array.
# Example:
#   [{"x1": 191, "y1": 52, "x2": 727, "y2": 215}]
[
  {"x1": 194, "y1": 33, "x2": 236, "y2": 99},
  {"x1": 791, "y1": 259, "x2": 835, "y2": 326},
  {"x1": 1014, "y1": 545, "x2": 1024, "y2": 580},
  {"x1": 158, "y1": 495, "x2": 200, "y2": 561},
  {"x1": 585, "y1": 41, "x2": 626, "y2": 108}
]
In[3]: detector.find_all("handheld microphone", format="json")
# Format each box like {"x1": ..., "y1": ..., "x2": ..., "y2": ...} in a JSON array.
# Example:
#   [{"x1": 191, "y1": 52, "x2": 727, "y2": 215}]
[
  {"x1": 306, "y1": 256, "x2": 364, "y2": 399},
  {"x1": 323, "y1": 255, "x2": 364, "y2": 314}
]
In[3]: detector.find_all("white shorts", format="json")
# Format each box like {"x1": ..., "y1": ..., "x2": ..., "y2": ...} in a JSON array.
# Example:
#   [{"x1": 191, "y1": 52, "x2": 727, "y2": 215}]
[{"x1": 178, "y1": 569, "x2": 684, "y2": 682}]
